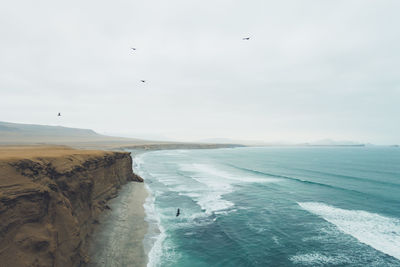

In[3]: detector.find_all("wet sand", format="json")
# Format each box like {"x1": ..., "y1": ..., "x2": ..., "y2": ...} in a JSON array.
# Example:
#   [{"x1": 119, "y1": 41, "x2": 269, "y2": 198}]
[{"x1": 88, "y1": 182, "x2": 149, "y2": 267}]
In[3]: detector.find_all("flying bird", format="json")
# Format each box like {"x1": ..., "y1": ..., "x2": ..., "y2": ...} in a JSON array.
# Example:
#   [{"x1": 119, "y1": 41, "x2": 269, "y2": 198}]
[
  {"x1": 242, "y1": 37, "x2": 250, "y2": 40},
  {"x1": 131, "y1": 47, "x2": 136, "y2": 51},
  {"x1": 176, "y1": 208, "x2": 180, "y2": 217},
  {"x1": 57, "y1": 112, "x2": 61, "y2": 116},
  {"x1": 141, "y1": 80, "x2": 146, "y2": 83}
]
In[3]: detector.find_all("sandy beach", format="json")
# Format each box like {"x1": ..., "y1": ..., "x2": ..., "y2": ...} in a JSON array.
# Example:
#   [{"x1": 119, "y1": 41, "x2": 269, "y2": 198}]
[{"x1": 88, "y1": 182, "x2": 149, "y2": 267}]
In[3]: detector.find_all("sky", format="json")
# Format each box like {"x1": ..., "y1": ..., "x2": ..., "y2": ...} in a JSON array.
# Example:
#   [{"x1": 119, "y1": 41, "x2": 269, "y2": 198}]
[{"x1": 1, "y1": 0, "x2": 399, "y2": 144}]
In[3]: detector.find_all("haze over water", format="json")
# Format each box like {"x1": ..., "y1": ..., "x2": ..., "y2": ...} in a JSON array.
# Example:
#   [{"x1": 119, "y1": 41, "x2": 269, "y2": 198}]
[{"x1": 134, "y1": 147, "x2": 400, "y2": 266}]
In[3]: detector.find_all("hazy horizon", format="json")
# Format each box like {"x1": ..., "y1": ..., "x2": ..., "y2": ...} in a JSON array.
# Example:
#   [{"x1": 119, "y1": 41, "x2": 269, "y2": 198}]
[
  {"x1": 0, "y1": 120, "x2": 389, "y2": 146},
  {"x1": 1, "y1": 0, "x2": 399, "y2": 145}
]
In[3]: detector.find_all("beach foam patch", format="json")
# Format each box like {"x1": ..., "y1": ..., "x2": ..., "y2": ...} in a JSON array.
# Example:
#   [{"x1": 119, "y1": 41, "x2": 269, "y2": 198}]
[{"x1": 298, "y1": 202, "x2": 400, "y2": 260}]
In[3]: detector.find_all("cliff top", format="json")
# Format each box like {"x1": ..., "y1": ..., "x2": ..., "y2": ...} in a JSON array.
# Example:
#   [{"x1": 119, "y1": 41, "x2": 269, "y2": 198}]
[
  {"x1": 0, "y1": 145, "x2": 115, "y2": 161},
  {"x1": 0, "y1": 144, "x2": 138, "y2": 267}
]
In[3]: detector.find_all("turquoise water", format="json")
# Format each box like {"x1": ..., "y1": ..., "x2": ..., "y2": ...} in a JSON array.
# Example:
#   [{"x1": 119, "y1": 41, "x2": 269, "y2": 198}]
[{"x1": 132, "y1": 147, "x2": 400, "y2": 266}]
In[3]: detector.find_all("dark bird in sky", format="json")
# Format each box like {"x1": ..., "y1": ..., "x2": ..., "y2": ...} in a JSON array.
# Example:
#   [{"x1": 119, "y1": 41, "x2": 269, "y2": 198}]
[
  {"x1": 176, "y1": 208, "x2": 180, "y2": 217},
  {"x1": 242, "y1": 37, "x2": 250, "y2": 40},
  {"x1": 131, "y1": 47, "x2": 136, "y2": 51},
  {"x1": 141, "y1": 80, "x2": 146, "y2": 83},
  {"x1": 57, "y1": 112, "x2": 61, "y2": 116}
]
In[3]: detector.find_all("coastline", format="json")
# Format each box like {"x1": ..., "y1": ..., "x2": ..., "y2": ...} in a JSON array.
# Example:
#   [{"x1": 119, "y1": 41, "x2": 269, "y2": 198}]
[
  {"x1": 87, "y1": 150, "x2": 151, "y2": 267},
  {"x1": 88, "y1": 182, "x2": 149, "y2": 267},
  {"x1": 0, "y1": 145, "x2": 142, "y2": 266},
  {"x1": 126, "y1": 145, "x2": 244, "y2": 267},
  {"x1": 0, "y1": 142, "x2": 241, "y2": 266}
]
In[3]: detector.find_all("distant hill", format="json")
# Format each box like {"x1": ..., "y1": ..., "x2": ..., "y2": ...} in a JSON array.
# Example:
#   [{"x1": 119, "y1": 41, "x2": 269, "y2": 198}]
[
  {"x1": 0, "y1": 121, "x2": 242, "y2": 150},
  {"x1": 0, "y1": 121, "x2": 98, "y2": 137},
  {"x1": 0, "y1": 121, "x2": 147, "y2": 146}
]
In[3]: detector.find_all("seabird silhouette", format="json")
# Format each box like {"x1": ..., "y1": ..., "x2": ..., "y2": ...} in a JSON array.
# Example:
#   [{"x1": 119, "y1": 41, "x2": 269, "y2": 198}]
[
  {"x1": 242, "y1": 37, "x2": 250, "y2": 40},
  {"x1": 57, "y1": 112, "x2": 61, "y2": 116},
  {"x1": 141, "y1": 80, "x2": 146, "y2": 83},
  {"x1": 131, "y1": 47, "x2": 136, "y2": 51},
  {"x1": 176, "y1": 208, "x2": 180, "y2": 217}
]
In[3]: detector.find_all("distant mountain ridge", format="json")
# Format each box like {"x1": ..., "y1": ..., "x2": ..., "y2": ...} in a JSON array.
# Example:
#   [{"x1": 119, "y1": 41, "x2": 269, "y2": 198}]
[
  {"x1": 0, "y1": 121, "x2": 98, "y2": 137},
  {"x1": 0, "y1": 121, "x2": 146, "y2": 146},
  {"x1": 0, "y1": 121, "x2": 243, "y2": 150},
  {"x1": 0, "y1": 121, "x2": 372, "y2": 148}
]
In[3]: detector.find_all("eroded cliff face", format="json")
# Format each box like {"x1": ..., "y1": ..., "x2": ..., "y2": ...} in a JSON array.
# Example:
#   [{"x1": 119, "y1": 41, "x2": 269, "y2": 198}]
[{"x1": 0, "y1": 149, "x2": 142, "y2": 267}]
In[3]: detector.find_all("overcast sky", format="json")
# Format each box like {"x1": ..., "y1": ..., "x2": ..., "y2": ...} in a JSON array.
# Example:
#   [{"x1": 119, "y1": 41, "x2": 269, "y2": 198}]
[{"x1": 1, "y1": 0, "x2": 399, "y2": 144}]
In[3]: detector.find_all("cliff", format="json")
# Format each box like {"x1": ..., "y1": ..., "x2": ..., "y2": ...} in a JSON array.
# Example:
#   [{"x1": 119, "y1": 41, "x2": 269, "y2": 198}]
[{"x1": 0, "y1": 146, "x2": 143, "y2": 267}]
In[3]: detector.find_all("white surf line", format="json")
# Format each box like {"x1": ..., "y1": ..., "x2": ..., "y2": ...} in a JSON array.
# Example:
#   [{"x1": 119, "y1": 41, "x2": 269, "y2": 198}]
[
  {"x1": 141, "y1": 180, "x2": 167, "y2": 267},
  {"x1": 133, "y1": 155, "x2": 165, "y2": 267},
  {"x1": 298, "y1": 202, "x2": 400, "y2": 260}
]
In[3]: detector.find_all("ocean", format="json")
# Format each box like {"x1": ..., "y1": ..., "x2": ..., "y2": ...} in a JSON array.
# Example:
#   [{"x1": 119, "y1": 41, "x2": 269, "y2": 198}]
[{"x1": 132, "y1": 147, "x2": 400, "y2": 266}]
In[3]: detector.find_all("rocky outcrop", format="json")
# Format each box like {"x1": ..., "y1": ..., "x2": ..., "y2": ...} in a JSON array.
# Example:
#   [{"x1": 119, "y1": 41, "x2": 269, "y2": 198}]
[{"x1": 0, "y1": 149, "x2": 142, "y2": 267}]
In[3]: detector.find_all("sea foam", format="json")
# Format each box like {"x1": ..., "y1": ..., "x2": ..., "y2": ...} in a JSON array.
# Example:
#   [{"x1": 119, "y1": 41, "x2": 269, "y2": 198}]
[
  {"x1": 178, "y1": 163, "x2": 278, "y2": 214},
  {"x1": 143, "y1": 185, "x2": 167, "y2": 267},
  {"x1": 178, "y1": 163, "x2": 235, "y2": 214},
  {"x1": 134, "y1": 155, "x2": 165, "y2": 267},
  {"x1": 298, "y1": 202, "x2": 400, "y2": 260}
]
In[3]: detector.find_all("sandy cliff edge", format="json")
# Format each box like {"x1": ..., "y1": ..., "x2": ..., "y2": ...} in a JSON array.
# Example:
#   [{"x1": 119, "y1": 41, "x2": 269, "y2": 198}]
[{"x1": 0, "y1": 146, "x2": 143, "y2": 267}]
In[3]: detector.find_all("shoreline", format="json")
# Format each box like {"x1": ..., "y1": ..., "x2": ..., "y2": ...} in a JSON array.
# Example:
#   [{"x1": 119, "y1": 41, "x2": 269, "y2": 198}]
[
  {"x1": 124, "y1": 146, "x2": 244, "y2": 266},
  {"x1": 88, "y1": 182, "x2": 149, "y2": 267},
  {"x1": 0, "y1": 145, "x2": 141, "y2": 266},
  {"x1": 0, "y1": 143, "x2": 239, "y2": 266},
  {"x1": 142, "y1": 183, "x2": 163, "y2": 267}
]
